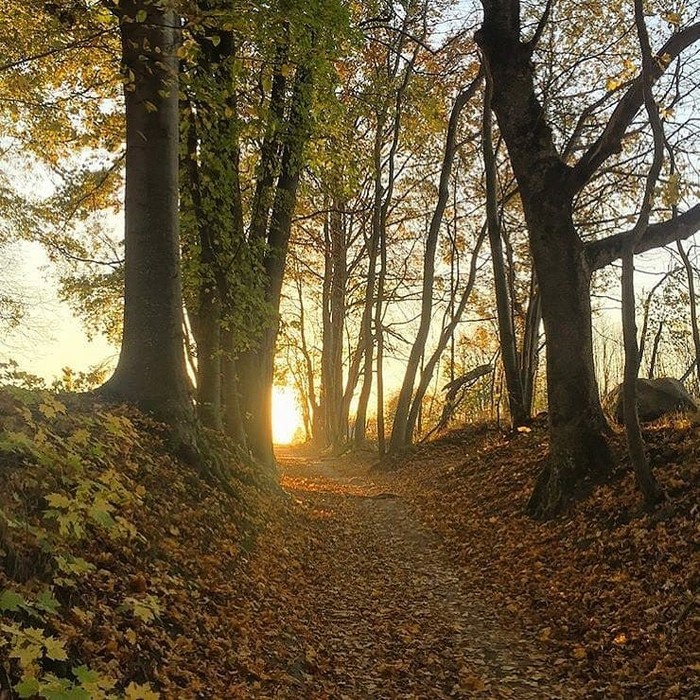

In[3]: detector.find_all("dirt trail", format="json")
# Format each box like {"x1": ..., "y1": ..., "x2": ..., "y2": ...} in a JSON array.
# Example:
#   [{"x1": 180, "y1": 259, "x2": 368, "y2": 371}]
[{"x1": 233, "y1": 447, "x2": 571, "y2": 699}]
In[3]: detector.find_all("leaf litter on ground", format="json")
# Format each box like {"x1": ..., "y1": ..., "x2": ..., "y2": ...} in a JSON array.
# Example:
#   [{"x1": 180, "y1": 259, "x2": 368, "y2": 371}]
[{"x1": 1, "y1": 389, "x2": 698, "y2": 698}]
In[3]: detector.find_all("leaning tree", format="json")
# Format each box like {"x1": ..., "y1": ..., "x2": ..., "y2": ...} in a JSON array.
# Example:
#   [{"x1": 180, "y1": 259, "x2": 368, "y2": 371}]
[{"x1": 476, "y1": 0, "x2": 700, "y2": 517}]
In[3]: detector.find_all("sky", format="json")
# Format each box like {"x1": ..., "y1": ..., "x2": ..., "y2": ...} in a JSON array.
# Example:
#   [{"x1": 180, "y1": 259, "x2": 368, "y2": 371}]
[{"x1": 1, "y1": 239, "x2": 116, "y2": 379}]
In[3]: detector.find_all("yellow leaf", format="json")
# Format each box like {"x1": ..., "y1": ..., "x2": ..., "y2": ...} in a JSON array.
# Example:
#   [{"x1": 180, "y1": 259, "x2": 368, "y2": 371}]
[
  {"x1": 458, "y1": 671, "x2": 486, "y2": 692},
  {"x1": 44, "y1": 636, "x2": 68, "y2": 661},
  {"x1": 662, "y1": 11, "x2": 682, "y2": 25},
  {"x1": 46, "y1": 493, "x2": 72, "y2": 509},
  {"x1": 38, "y1": 395, "x2": 65, "y2": 419},
  {"x1": 613, "y1": 632, "x2": 627, "y2": 645},
  {"x1": 125, "y1": 681, "x2": 160, "y2": 699},
  {"x1": 572, "y1": 646, "x2": 587, "y2": 659},
  {"x1": 538, "y1": 626, "x2": 552, "y2": 641}
]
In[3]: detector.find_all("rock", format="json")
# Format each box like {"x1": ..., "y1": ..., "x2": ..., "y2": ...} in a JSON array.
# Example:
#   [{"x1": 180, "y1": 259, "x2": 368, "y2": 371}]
[{"x1": 603, "y1": 377, "x2": 697, "y2": 424}]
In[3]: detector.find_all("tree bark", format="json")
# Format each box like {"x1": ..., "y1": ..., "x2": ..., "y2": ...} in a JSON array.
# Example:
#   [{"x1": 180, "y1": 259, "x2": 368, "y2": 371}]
[
  {"x1": 476, "y1": 11, "x2": 612, "y2": 517},
  {"x1": 220, "y1": 329, "x2": 246, "y2": 446},
  {"x1": 352, "y1": 108, "x2": 385, "y2": 447},
  {"x1": 483, "y1": 71, "x2": 528, "y2": 427},
  {"x1": 195, "y1": 290, "x2": 222, "y2": 430},
  {"x1": 521, "y1": 277, "x2": 541, "y2": 414},
  {"x1": 319, "y1": 199, "x2": 348, "y2": 448},
  {"x1": 677, "y1": 241, "x2": 700, "y2": 387},
  {"x1": 620, "y1": 0, "x2": 665, "y2": 509},
  {"x1": 477, "y1": 2, "x2": 700, "y2": 518},
  {"x1": 405, "y1": 224, "x2": 488, "y2": 442},
  {"x1": 238, "y1": 64, "x2": 313, "y2": 467},
  {"x1": 100, "y1": 0, "x2": 192, "y2": 424}
]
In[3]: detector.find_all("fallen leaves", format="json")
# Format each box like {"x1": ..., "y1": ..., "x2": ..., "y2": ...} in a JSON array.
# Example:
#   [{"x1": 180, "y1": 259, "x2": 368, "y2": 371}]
[
  {"x1": 2, "y1": 391, "x2": 698, "y2": 697},
  {"x1": 359, "y1": 417, "x2": 700, "y2": 698}
]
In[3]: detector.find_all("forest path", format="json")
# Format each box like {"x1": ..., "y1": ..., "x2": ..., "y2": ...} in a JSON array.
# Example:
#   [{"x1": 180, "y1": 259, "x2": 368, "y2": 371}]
[{"x1": 234, "y1": 446, "x2": 570, "y2": 699}]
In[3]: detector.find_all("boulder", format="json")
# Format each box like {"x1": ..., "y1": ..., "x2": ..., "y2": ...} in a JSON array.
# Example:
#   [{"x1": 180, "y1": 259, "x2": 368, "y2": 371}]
[{"x1": 603, "y1": 377, "x2": 697, "y2": 424}]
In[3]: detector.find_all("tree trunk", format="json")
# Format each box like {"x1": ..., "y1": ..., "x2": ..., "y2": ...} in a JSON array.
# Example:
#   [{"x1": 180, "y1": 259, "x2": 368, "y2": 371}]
[
  {"x1": 319, "y1": 198, "x2": 348, "y2": 448},
  {"x1": 238, "y1": 64, "x2": 313, "y2": 466},
  {"x1": 524, "y1": 209, "x2": 612, "y2": 517},
  {"x1": 353, "y1": 110, "x2": 384, "y2": 447},
  {"x1": 238, "y1": 332, "x2": 276, "y2": 466},
  {"x1": 483, "y1": 73, "x2": 528, "y2": 427},
  {"x1": 621, "y1": 0, "x2": 665, "y2": 509},
  {"x1": 100, "y1": 1, "x2": 192, "y2": 424},
  {"x1": 648, "y1": 322, "x2": 663, "y2": 379},
  {"x1": 389, "y1": 73, "x2": 482, "y2": 452},
  {"x1": 520, "y1": 281, "x2": 542, "y2": 414},
  {"x1": 353, "y1": 281, "x2": 376, "y2": 446},
  {"x1": 405, "y1": 224, "x2": 488, "y2": 442},
  {"x1": 622, "y1": 253, "x2": 662, "y2": 506},
  {"x1": 220, "y1": 329, "x2": 246, "y2": 446},
  {"x1": 677, "y1": 241, "x2": 700, "y2": 387},
  {"x1": 476, "y1": 11, "x2": 612, "y2": 518},
  {"x1": 195, "y1": 289, "x2": 222, "y2": 429},
  {"x1": 475, "y1": 6, "x2": 700, "y2": 513}
]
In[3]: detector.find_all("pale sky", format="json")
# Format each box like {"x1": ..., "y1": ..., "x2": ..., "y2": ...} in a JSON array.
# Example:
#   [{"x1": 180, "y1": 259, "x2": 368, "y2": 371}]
[{"x1": 0, "y1": 240, "x2": 116, "y2": 381}]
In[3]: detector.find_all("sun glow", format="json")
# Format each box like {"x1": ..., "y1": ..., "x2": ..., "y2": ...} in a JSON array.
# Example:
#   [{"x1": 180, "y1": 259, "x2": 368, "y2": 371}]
[{"x1": 272, "y1": 386, "x2": 303, "y2": 444}]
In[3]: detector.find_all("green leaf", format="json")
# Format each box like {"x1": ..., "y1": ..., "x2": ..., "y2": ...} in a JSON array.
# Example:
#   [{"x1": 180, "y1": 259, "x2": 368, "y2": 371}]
[
  {"x1": 15, "y1": 677, "x2": 40, "y2": 698},
  {"x1": 35, "y1": 589, "x2": 60, "y2": 615},
  {"x1": 0, "y1": 589, "x2": 24, "y2": 612},
  {"x1": 73, "y1": 666, "x2": 99, "y2": 685},
  {"x1": 135, "y1": 9, "x2": 147, "y2": 22},
  {"x1": 74, "y1": 665, "x2": 116, "y2": 692},
  {"x1": 89, "y1": 507, "x2": 117, "y2": 530}
]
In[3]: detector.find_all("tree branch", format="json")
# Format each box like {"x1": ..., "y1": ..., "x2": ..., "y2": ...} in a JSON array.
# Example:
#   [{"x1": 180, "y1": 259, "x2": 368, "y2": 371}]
[
  {"x1": 585, "y1": 204, "x2": 700, "y2": 271},
  {"x1": 571, "y1": 21, "x2": 700, "y2": 191},
  {"x1": 526, "y1": 0, "x2": 555, "y2": 52},
  {"x1": 0, "y1": 29, "x2": 114, "y2": 74}
]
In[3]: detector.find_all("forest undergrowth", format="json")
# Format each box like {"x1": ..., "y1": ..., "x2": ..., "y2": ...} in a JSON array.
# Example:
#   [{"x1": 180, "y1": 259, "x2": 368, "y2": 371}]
[{"x1": 0, "y1": 388, "x2": 698, "y2": 698}]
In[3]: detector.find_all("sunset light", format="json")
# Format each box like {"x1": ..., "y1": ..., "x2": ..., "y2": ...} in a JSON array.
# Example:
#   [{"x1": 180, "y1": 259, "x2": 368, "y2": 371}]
[{"x1": 272, "y1": 386, "x2": 303, "y2": 444}]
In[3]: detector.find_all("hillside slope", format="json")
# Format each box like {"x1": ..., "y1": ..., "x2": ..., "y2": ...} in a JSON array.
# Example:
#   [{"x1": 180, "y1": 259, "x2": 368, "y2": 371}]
[
  {"x1": 0, "y1": 388, "x2": 284, "y2": 698},
  {"x1": 1, "y1": 390, "x2": 698, "y2": 698}
]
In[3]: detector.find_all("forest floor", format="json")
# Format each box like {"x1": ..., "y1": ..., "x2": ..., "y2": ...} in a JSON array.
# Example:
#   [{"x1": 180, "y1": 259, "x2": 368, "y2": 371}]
[
  {"x1": 0, "y1": 390, "x2": 698, "y2": 698},
  {"x1": 242, "y1": 446, "x2": 560, "y2": 698},
  {"x1": 258, "y1": 415, "x2": 697, "y2": 699}
]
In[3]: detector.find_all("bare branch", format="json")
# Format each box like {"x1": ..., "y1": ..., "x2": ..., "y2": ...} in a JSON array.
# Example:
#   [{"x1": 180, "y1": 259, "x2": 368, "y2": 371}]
[
  {"x1": 526, "y1": 0, "x2": 556, "y2": 52},
  {"x1": 572, "y1": 21, "x2": 700, "y2": 191},
  {"x1": 586, "y1": 204, "x2": 700, "y2": 270}
]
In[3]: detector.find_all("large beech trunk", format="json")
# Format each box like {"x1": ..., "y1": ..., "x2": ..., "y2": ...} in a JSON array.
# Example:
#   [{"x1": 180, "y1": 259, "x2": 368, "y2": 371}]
[
  {"x1": 100, "y1": 1, "x2": 192, "y2": 424},
  {"x1": 525, "y1": 214, "x2": 611, "y2": 517},
  {"x1": 476, "y1": 10, "x2": 614, "y2": 517}
]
